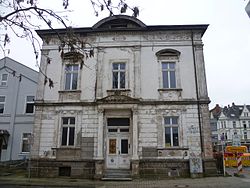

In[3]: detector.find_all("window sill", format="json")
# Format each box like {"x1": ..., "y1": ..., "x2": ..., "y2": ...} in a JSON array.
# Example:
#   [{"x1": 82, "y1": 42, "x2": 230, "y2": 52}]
[
  {"x1": 157, "y1": 147, "x2": 189, "y2": 158},
  {"x1": 158, "y1": 88, "x2": 182, "y2": 92},
  {"x1": 58, "y1": 90, "x2": 81, "y2": 93},
  {"x1": 0, "y1": 114, "x2": 10, "y2": 117},
  {"x1": 158, "y1": 147, "x2": 189, "y2": 151},
  {"x1": 19, "y1": 152, "x2": 30, "y2": 155},
  {"x1": 158, "y1": 88, "x2": 182, "y2": 100},
  {"x1": 57, "y1": 146, "x2": 80, "y2": 149},
  {"x1": 58, "y1": 90, "x2": 81, "y2": 101},
  {"x1": 107, "y1": 89, "x2": 131, "y2": 96},
  {"x1": 24, "y1": 113, "x2": 35, "y2": 115}
]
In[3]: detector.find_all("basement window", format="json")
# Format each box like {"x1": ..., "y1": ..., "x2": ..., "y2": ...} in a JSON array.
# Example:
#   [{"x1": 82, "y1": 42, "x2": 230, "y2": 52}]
[{"x1": 59, "y1": 167, "x2": 71, "y2": 176}]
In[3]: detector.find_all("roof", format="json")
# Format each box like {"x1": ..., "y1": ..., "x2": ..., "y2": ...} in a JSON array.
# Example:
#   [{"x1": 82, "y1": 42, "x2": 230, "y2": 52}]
[
  {"x1": 36, "y1": 15, "x2": 209, "y2": 37},
  {"x1": 0, "y1": 57, "x2": 38, "y2": 83},
  {"x1": 210, "y1": 103, "x2": 250, "y2": 119}
]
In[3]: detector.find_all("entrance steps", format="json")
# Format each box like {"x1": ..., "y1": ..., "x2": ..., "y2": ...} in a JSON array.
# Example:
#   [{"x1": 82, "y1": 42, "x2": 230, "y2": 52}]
[{"x1": 102, "y1": 169, "x2": 132, "y2": 181}]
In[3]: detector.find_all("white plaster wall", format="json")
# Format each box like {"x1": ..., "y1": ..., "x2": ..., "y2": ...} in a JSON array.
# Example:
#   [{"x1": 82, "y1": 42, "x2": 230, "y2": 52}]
[
  {"x1": 40, "y1": 31, "x2": 202, "y2": 102},
  {"x1": 81, "y1": 106, "x2": 98, "y2": 157},
  {"x1": 137, "y1": 104, "x2": 202, "y2": 158},
  {"x1": 43, "y1": 49, "x2": 62, "y2": 101}
]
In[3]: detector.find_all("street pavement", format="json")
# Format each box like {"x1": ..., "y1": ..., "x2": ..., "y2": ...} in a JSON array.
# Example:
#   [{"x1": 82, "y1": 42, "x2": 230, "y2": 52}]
[{"x1": 0, "y1": 167, "x2": 250, "y2": 188}]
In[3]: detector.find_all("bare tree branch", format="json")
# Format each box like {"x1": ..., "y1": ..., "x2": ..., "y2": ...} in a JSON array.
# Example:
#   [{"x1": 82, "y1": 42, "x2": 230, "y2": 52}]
[{"x1": 0, "y1": 0, "x2": 139, "y2": 88}]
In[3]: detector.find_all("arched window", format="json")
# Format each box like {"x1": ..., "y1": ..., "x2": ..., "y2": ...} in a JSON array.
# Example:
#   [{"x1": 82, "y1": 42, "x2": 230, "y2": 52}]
[
  {"x1": 156, "y1": 49, "x2": 180, "y2": 89},
  {"x1": 62, "y1": 52, "x2": 83, "y2": 91}
]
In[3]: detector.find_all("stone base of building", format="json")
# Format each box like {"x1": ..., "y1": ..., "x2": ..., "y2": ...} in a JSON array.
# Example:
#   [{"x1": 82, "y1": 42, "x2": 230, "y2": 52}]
[
  {"x1": 30, "y1": 158, "x2": 96, "y2": 179},
  {"x1": 203, "y1": 158, "x2": 218, "y2": 176},
  {"x1": 30, "y1": 158, "x2": 218, "y2": 179},
  {"x1": 139, "y1": 159, "x2": 190, "y2": 178}
]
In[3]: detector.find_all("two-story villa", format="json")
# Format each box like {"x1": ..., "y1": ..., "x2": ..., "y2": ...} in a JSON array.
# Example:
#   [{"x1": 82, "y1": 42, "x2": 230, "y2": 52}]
[{"x1": 31, "y1": 15, "x2": 216, "y2": 179}]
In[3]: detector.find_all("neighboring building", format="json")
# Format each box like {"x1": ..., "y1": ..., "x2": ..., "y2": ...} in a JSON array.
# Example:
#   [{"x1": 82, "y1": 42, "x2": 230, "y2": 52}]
[
  {"x1": 0, "y1": 57, "x2": 38, "y2": 161},
  {"x1": 31, "y1": 15, "x2": 216, "y2": 179},
  {"x1": 209, "y1": 105, "x2": 220, "y2": 149},
  {"x1": 210, "y1": 103, "x2": 250, "y2": 151},
  {"x1": 246, "y1": 0, "x2": 250, "y2": 18}
]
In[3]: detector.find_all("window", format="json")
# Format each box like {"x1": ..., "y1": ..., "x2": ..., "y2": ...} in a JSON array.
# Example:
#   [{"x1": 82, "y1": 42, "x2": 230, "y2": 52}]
[
  {"x1": 65, "y1": 65, "x2": 79, "y2": 90},
  {"x1": 162, "y1": 62, "x2": 176, "y2": 88},
  {"x1": 244, "y1": 112, "x2": 248, "y2": 117},
  {"x1": 25, "y1": 96, "x2": 35, "y2": 114},
  {"x1": 248, "y1": 121, "x2": 250, "y2": 128},
  {"x1": 0, "y1": 96, "x2": 5, "y2": 114},
  {"x1": 164, "y1": 117, "x2": 179, "y2": 147},
  {"x1": 221, "y1": 121, "x2": 226, "y2": 128},
  {"x1": 244, "y1": 132, "x2": 247, "y2": 140},
  {"x1": 0, "y1": 74, "x2": 8, "y2": 86},
  {"x1": 21, "y1": 133, "x2": 31, "y2": 152},
  {"x1": 61, "y1": 117, "x2": 75, "y2": 146},
  {"x1": 243, "y1": 121, "x2": 247, "y2": 129},
  {"x1": 233, "y1": 121, "x2": 236, "y2": 128},
  {"x1": 112, "y1": 63, "x2": 126, "y2": 89}
]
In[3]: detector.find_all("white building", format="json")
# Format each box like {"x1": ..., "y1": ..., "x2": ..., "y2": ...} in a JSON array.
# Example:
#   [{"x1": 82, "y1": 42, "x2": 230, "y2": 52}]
[
  {"x1": 31, "y1": 15, "x2": 215, "y2": 179},
  {"x1": 210, "y1": 103, "x2": 250, "y2": 151},
  {"x1": 0, "y1": 57, "x2": 38, "y2": 161}
]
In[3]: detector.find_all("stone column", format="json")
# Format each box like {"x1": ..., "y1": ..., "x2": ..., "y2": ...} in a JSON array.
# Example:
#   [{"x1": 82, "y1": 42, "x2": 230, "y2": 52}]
[
  {"x1": 194, "y1": 43, "x2": 208, "y2": 100},
  {"x1": 132, "y1": 109, "x2": 139, "y2": 160},
  {"x1": 95, "y1": 108, "x2": 104, "y2": 179},
  {"x1": 132, "y1": 46, "x2": 141, "y2": 98},
  {"x1": 36, "y1": 49, "x2": 49, "y2": 101},
  {"x1": 96, "y1": 48, "x2": 105, "y2": 99},
  {"x1": 97, "y1": 108, "x2": 104, "y2": 159},
  {"x1": 131, "y1": 108, "x2": 139, "y2": 177}
]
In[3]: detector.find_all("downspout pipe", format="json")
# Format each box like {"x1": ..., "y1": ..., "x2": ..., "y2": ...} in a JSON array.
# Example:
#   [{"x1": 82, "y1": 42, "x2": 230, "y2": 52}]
[{"x1": 191, "y1": 30, "x2": 204, "y2": 155}]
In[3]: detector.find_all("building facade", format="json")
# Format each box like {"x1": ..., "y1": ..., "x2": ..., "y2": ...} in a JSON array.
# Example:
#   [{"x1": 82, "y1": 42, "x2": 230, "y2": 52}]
[
  {"x1": 31, "y1": 15, "x2": 216, "y2": 179},
  {"x1": 0, "y1": 57, "x2": 38, "y2": 161},
  {"x1": 246, "y1": 0, "x2": 250, "y2": 18},
  {"x1": 210, "y1": 103, "x2": 250, "y2": 151}
]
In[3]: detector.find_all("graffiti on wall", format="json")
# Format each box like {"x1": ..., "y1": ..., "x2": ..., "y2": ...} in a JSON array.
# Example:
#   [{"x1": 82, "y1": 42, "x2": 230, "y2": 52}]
[
  {"x1": 189, "y1": 152, "x2": 203, "y2": 173},
  {"x1": 188, "y1": 124, "x2": 199, "y2": 134}
]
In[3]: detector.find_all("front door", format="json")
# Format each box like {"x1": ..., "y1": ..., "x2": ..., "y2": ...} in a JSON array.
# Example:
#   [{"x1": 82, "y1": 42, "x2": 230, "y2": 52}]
[{"x1": 106, "y1": 118, "x2": 130, "y2": 169}]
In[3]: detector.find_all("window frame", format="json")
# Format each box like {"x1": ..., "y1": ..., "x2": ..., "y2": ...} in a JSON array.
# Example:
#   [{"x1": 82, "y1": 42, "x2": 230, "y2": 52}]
[
  {"x1": 0, "y1": 96, "x2": 6, "y2": 114},
  {"x1": 244, "y1": 131, "x2": 247, "y2": 140},
  {"x1": 0, "y1": 73, "x2": 8, "y2": 86},
  {"x1": 164, "y1": 116, "x2": 179, "y2": 147},
  {"x1": 161, "y1": 61, "x2": 177, "y2": 89},
  {"x1": 233, "y1": 121, "x2": 236, "y2": 128},
  {"x1": 64, "y1": 64, "x2": 80, "y2": 91},
  {"x1": 112, "y1": 62, "x2": 126, "y2": 89},
  {"x1": 61, "y1": 117, "x2": 76, "y2": 147},
  {"x1": 21, "y1": 133, "x2": 31, "y2": 153},
  {"x1": 25, "y1": 96, "x2": 35, "y2": 114}
]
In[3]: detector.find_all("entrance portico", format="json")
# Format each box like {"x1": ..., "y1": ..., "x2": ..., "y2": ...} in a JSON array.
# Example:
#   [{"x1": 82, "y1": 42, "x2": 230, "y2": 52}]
[{"x1": 95, "y1": 102, "x2": 139, "y2": 177}]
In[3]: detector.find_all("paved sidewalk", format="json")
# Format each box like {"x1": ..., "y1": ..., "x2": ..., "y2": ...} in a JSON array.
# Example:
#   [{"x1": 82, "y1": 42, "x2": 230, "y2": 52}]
[
  {"x1": 226, "y1": 167, "x2": 250, "y2": 179},
  {"x1": 0, "y1": 175, "x2": 250, "y2": 188},
  {"x1": 1, "y1": 167, "x2": 250, "y2": 188}
]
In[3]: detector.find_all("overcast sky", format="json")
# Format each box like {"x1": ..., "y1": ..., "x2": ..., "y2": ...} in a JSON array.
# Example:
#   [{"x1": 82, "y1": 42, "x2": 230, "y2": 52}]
[{"x1": 1, "y1": 0, "x2": 250, "y2": 109}]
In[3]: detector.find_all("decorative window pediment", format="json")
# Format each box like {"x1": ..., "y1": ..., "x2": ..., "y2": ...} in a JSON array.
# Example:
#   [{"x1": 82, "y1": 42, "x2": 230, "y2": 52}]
[
  {"x1": 63, "y1": 52, "x2": 84, "y2": 63},
  {"x1": 156, "y1": 49, "x2": 181, "y2": 57},
  {"x1": 156, "y1": 49, "x2": 180, "y2": 61}
]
